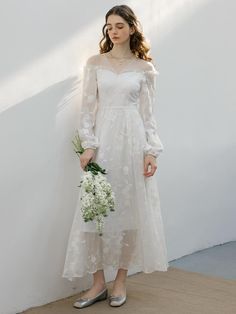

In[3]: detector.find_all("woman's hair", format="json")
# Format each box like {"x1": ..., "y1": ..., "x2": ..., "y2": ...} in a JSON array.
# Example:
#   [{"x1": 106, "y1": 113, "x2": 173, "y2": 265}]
[{"x1": 99, "y1": 5, "x2": 152, "y2": 61}]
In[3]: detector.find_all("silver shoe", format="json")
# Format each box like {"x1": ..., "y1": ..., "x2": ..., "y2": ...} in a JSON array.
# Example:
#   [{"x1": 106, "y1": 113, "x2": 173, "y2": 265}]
[
  {"x1": 73, "y1": 287, "x2": 108, "y2": 309},
  {"x1": 109, "y1": 290, "x2": 127, "y2": 307}
]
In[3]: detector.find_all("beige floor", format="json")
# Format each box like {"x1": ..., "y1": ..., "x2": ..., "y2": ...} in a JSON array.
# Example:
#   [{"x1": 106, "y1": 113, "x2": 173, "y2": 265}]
[{"x1": 23, "y1": 267, "x2": 236, "y2": 314}]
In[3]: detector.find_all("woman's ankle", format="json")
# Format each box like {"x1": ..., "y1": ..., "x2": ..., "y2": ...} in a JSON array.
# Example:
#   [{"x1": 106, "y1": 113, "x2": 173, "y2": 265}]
[{"x1": 93, "y1": 281, "x2": 106, "y2": 289}]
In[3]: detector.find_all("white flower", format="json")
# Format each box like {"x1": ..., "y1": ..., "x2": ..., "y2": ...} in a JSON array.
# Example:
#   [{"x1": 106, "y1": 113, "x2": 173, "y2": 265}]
[{"x1": 80, "y1": 171, "x2": 115, "y2": 235}]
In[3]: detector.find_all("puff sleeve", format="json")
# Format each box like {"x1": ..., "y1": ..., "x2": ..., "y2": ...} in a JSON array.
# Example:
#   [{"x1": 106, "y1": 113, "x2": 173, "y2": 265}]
[
  {"x1": 78, "y1": 61, "x2": 100, "y2": 150},
  {"x1": 138, "y1": 65, "x2": 164, "y2": 158}
]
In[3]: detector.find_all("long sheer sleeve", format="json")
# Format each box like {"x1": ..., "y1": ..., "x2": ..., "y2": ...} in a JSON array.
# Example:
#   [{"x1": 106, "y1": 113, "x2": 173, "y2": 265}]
[
  {"x1": 78, "y1": 59, "x2": 99, "y2": 150},
  {"x1": 138, "y1": 64, "x2": 164, "y2": 158}
]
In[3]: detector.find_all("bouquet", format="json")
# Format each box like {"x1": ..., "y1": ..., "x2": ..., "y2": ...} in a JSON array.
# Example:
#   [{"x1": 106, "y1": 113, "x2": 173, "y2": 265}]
[{"x1": 72, "y1": 130, "x2": 115, "y2": 236}]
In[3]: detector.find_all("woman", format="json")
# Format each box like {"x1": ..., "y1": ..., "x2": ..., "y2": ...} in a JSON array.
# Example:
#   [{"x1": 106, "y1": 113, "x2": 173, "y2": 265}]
[{"x1": 62, "y1": 4, "x2": 169, "y2": 308}]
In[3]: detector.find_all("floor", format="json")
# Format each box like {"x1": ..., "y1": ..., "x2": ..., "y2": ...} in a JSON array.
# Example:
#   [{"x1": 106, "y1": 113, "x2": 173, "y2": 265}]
[
  {"x1": 169, "y1": 240, "x2": 236, "y2": 280},
  {"x1": 21, "y1": 240, "x2": 236, "y2": 314}
]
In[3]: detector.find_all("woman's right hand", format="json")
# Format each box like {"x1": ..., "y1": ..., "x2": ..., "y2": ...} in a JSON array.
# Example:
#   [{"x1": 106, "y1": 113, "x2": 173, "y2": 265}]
[{"x1": 79, "y1": 148, "x2": 96, "y2": 171}]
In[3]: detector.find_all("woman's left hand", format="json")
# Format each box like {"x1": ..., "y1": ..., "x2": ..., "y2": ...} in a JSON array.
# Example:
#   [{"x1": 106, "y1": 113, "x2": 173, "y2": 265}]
[{"x1": 143, "y1": 155, "x2": 157, "y2": 177}]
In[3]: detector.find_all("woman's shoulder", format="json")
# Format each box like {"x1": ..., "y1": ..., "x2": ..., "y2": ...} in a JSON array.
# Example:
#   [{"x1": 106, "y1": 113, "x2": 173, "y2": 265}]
[
  {"x1": 85, "y1": 54, "x2": 104, "y2": 66},
  {"x1": 137, "y1": 58, "x2": 158, "y2": 73}
]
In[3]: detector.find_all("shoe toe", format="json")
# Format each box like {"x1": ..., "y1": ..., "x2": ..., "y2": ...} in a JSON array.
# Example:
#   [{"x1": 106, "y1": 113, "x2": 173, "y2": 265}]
[
  {"x1": 109, "y1": 295, "x2": 126, "y2": 307},
  {"x1": 73, "y1": 288, "x2": 108, "y2": 308},
  {"x1": 73, "y1": 298, "x2": 89, "y2": 308}
]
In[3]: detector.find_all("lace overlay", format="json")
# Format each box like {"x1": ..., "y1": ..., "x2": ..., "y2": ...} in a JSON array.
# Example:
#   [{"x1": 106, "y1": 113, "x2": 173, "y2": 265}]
[{"x1": 62, "y1": 53, "x2": 169, "y2": 280}]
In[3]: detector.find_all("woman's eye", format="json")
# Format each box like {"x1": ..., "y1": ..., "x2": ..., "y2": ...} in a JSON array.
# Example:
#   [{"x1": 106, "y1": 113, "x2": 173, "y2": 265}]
[{"x1": 107, "y1": 27, "x2": 123, "y2": 31}]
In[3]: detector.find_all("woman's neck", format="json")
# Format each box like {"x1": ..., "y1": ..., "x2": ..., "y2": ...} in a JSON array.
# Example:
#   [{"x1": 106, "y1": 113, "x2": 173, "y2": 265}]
[{"x1": 110, "y1": 41, "x2": 133, "y2": 58}]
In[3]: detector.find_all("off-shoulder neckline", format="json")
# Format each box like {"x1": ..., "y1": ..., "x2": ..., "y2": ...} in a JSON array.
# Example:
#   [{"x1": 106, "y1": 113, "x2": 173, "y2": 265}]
[
  {"x1": 83, "y1": 63, "x2": 159, "y2": 76},
  {"x1": 84, "y1": 53, "x2": 159, "y2": 76}
]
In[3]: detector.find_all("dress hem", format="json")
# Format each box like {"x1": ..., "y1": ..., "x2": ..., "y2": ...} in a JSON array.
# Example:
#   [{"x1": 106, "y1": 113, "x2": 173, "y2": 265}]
[{"x1": 62, "y1": 263, "x2": 170, "y2": 281}]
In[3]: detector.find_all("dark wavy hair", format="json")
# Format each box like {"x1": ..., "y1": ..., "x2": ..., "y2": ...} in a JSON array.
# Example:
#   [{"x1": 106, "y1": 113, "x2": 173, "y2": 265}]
[{"x1": 99, "y1": 5, "x2": 152, "y2": 62}]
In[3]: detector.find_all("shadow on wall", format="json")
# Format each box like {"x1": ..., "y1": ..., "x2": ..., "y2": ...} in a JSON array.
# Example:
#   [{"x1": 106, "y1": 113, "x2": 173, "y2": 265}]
[
  {"x1": 0, "y1": 75, "x2": 79, "y2": 201},
  {"x1": 0, "y1": 75, "x2": 88, "y2": 311},
  {"x1": 0, "y1": 75, "x2": 79, "y2": 263}
]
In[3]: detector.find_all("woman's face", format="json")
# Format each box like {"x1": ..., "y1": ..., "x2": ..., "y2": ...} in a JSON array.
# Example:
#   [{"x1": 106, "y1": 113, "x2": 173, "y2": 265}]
[{"x1": 106, "y1": 14, "x2": 134, "y2": 44}]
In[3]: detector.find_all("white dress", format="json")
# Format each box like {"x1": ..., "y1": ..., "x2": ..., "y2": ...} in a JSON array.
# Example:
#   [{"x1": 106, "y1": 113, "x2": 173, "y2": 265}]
[{"x1": 62, "y1": 53, "x2": 169, "y2": 281}]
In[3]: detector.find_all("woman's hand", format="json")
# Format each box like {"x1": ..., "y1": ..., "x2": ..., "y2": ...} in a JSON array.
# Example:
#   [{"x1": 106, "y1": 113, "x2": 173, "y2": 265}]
[
  {"x1": 79, "y1": 148, "x2": 95, "y2": 171},
  {"x1": 143, "y1": 154, "x2": 157, "y2": 177}
]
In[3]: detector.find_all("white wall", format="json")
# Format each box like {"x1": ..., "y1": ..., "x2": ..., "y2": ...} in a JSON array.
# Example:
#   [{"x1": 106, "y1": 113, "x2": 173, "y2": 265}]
[
  {"x1": 154, "y1": 0, "x2": 236, "y2": 258},
  {"x1": 0, "y1": 0, "x2": 235, "y2": 313}
]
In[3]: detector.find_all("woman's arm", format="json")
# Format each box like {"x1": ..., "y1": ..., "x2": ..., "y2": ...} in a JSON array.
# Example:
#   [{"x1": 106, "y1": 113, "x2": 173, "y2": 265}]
[
  {"x1": 78, "y1": 57, "x2": 100, "y2": 150},
  {"x1": 138, "y1": 63, "x2": 164, "y2": 159},
  {"x1": 78, "y1": 57, "x2": 99, "y2": 170},
  {"x1": 138, "y1": 63, "x2": 164, "y2": 176}
]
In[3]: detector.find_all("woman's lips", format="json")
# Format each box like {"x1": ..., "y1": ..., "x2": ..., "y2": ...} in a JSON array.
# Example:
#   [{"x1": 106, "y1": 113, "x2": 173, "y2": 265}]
[{"x1": 112, "y1": 37, "x2": 119, "y2": 39}]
